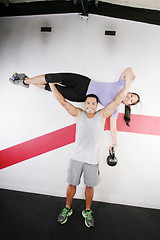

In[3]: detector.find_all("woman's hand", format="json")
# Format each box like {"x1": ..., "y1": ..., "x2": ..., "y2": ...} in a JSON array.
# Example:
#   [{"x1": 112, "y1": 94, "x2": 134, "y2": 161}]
[{"x1": 109, "y1": 144, "x2": 117, "y2": 152}]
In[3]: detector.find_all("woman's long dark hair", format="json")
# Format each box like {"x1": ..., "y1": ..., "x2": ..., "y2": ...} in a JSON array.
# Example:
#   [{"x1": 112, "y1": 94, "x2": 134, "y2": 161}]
[{"x1": 124, "y1": 92, "x2": 140, "y2": 126}]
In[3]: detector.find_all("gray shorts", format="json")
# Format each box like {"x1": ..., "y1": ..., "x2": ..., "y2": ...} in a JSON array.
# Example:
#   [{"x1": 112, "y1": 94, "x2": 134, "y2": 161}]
[{"x1": 67, "y1": 159, "x2": 100, "y2": 187}]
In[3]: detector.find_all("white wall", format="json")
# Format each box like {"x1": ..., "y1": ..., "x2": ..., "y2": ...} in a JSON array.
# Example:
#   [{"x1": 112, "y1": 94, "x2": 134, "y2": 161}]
[{"x1": 0, "y1": 13, "x2": 160, "y2": 209}]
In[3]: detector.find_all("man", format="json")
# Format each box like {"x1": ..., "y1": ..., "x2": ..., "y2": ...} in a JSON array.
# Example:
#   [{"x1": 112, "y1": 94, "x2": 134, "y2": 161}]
[{"x1": 48, "y1": 81, "x2": 128, "y2": 228}]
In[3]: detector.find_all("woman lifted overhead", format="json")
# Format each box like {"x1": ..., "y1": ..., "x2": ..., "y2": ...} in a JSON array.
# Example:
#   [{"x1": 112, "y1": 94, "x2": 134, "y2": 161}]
[{"x1": 9, "y1": 67, "x2": 140, "y2": 152}]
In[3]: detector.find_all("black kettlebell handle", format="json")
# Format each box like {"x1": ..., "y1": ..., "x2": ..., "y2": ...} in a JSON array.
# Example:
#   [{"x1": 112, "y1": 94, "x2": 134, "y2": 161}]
[{"x1": 109, "y1": 147, "x2": 115, "y2": 159}]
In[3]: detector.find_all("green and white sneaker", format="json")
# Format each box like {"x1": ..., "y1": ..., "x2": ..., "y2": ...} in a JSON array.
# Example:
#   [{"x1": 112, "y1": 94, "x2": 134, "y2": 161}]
[
  {"x1": 82, "y1": 209, "x2": 94, "y2": 228},
  {"x1": 57, "y1": 206, "x2": 73, "y2": 224},
  {"x1": 9, "y1": 72, "x2": 29, "y2": 88}
]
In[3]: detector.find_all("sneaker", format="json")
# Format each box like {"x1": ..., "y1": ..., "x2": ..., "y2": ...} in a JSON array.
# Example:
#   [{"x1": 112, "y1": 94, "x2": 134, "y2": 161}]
[
  {"x1": 9, "y1": 72, "x2": 29, "y2": 88},
  {"x1": 82, "y1": 209, "x2": 94, "y2": 228},
  {"x1": 9, "y1": 72, "x2": 17, "y2": 79},
  {"x1": 57, "y1": 206, "x2": 73, "y2": 224}
]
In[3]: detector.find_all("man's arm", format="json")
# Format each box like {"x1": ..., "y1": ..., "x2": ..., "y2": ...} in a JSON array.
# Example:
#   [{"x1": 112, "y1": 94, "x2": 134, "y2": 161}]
[
  {"x1": 49, "y1": 83, "x2": 79, "y2": 117},
  {"x1": 100, "y1": 86, "x2": 126, "y2": 119}
]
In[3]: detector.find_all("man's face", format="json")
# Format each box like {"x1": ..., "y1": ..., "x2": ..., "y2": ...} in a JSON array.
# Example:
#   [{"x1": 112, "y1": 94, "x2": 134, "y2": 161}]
[{"x1": 85, "y1": 97, "x2": 98, "y2": 114}]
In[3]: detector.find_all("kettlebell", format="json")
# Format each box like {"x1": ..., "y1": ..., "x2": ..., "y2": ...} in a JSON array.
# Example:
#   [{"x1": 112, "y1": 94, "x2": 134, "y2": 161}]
[{"x1": 106, "y1": 147, "x2": 118, "y2": 167}]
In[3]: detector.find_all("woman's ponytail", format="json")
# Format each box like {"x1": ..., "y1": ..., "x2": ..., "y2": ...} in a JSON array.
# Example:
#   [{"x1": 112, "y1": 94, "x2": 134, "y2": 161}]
[
  {"x1": 124, "y1": 105, "x2": 131, "y2": 126},
  {"x1": 124, "y1": 92, "x2": 140, "y2": 126}
]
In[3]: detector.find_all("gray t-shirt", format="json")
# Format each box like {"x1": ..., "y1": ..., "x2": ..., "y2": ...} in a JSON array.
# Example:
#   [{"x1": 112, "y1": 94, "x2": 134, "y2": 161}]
[{"x1": 71, "y1": 111, "x2": 103, "y2": 165}]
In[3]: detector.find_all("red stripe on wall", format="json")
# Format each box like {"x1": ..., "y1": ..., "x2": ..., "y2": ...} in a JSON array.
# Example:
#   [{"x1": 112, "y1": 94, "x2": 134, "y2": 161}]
[
  {"x1": 0, "y1": 124, "x2": 76, "y2": 170},
  {"x1": 104, "y1": 113, "x2": 160, "y2": 136},
  {"x1": 0, "y1": 113, "x2": 160, "y2": 170}
]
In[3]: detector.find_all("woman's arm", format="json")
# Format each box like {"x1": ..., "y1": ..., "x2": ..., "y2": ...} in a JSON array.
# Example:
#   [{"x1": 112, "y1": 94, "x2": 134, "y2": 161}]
[
  {"x1": 110, "y1": 116, "x2": 117, "y2": 151},
  {"x1": 121, "y1": 67, "x2": 135, "y2": 92},
  {"x1": 49, "y1": 83, "x2": 79, "y2": 117}
]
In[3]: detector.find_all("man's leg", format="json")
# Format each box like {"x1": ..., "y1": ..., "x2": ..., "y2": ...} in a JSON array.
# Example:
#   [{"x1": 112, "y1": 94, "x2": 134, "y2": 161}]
[
  {"x1": 66, "y1": 184, "x2": 76, "y2": 209},
  {"x1": 82, "y1": 186, "x2": 95, "y2": 228},
  {"x1": 85, "y1": 186, "x2": 94, "y2": 210},
  {"x1": 82, "y1": 163, "x2": 100, "y2": 228},
  {"x1": 57, "y1": 184, "x2": 76, "y2": 224}
]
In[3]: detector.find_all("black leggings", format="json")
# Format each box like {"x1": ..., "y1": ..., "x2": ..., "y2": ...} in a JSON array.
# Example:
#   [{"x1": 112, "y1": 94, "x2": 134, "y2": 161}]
[{"x1": 45, "y1": 73, "x2": 91, "y2": 102}]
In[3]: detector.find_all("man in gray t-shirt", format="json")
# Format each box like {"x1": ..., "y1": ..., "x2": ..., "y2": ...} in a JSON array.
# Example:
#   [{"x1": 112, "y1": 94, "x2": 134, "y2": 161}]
[{"x1": 48, "y1": 81, "x2": 128, "y2": 228}]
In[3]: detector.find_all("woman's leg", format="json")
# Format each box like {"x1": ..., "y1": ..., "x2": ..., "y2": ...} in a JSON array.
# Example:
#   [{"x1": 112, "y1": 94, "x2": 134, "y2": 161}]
[
  {"x1": 55, "y1": 85, "x2": 77, "y2": 102},
  {"x1": 25, "y1": 73, "x2": 90, "y2": 100},
  {"x1": 45, "y1": 73, "x2": 90, "y2": 87},
  {"x1": 44, "y1": 83, "x2": 79, "y2": 101},
  {"x1": 10, "y1": 72, "x2": 91, "y2": 102},
  {"x1": 36, "y1": 84, "x2": 46, "y2": 90},
  {"x1": 24, "y1": 75, "x2": 47, "y2": 85},
  {"x1": 46, "y1": 73, "x2": 91, "y2": 102},
  {"x1": 9, "y1": 73, "x2": 47, "y2": 89}
]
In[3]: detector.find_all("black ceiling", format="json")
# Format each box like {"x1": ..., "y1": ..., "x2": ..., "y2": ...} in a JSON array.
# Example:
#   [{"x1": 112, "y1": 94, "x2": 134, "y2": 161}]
[{"x1": 0, "y1": 1, "x2": 160, "y2": 26}]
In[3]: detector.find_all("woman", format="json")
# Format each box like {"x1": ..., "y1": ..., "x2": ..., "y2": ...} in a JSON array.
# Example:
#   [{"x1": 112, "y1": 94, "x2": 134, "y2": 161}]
[{"x1": 9, "y1": 67, "x2": 140, "y2": 151}]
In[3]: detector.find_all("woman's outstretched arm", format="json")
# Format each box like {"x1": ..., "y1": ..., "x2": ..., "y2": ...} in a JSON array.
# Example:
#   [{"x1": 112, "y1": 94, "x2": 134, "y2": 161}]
[
  {"x1": 110, "y1": 116, "x2": 117, "y2": 151},
  {"x1": 121, "y1": 67, "x2": 135, "y2": 92},
  {"x1": 108, "y1": 67, "x2": 135, "y2": 151}
]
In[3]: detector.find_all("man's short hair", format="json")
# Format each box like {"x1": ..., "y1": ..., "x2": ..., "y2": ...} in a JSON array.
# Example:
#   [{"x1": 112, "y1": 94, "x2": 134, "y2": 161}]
[{"x1": 85, "y1": 94, "x2": 99, "y2": 104}]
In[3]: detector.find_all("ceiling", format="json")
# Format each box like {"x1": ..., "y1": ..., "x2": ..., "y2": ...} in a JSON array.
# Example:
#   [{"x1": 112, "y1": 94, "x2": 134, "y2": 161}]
[
  {"x1": 6, "y1": 0, "x2": 160, "y2": 11},
  {"x1": 101, "y1": 0, "x2": 160, "y2": 11},
  {"x1": 0, "y1": 0, "x2": 160, "y2": 26}
]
